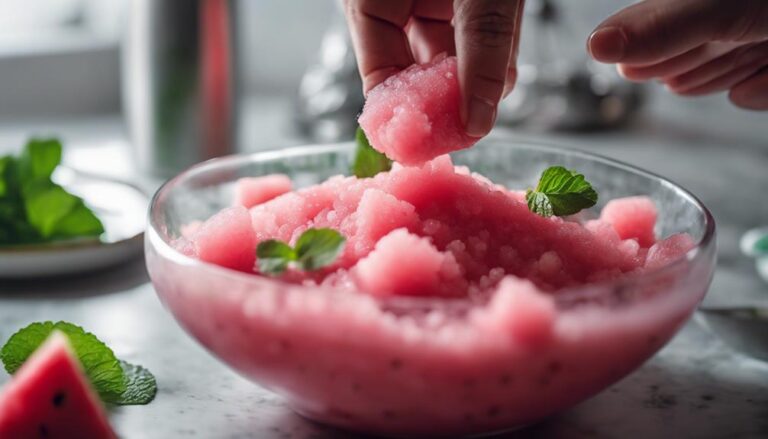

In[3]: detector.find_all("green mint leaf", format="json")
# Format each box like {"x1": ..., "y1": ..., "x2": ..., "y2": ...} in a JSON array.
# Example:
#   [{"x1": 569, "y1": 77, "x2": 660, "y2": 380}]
[
  {"x1": 18, "y1": 138, "x2": 62, "y2": 182},
  {"x1": 1, "y1": 322, "x2": 126, "y2": 402},
  {"x1": 295, "y1": 228, "x2": 346, "y2": 271},
  {"x1": 256, "y1": 240, "x2": 296, "y2": 275},
  {"x1": 0, "y1": 156, "x2": 11, "y2": 197},
  {"x1": 0, "y1": 138, "x2": 104, "y2": 246},
  {"x1": 256, "y1": 228, "x2": 346, "y2": 275},
  {"x1": 526, "y1": 166, "x2": 598, "y2": 217},
  {"x1": 106, "y1": 361, "x2": 157, "y2": 405},
  {"x1": 52, "y1": 199, "x2": 105, "y2": 238},
  {"x1": 351, "y1": 126, "x2": 392, "y2": 178},
  {"x1": 23, "y1": 183, "x2": 79, "y2": 238}
]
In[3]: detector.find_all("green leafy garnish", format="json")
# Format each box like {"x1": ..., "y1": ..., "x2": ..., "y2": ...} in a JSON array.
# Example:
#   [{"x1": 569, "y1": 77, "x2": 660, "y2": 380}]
[
  {"x1": 1, "y1": 321, "x2": 157, "y2": 406},
  {"x1": 526, "y1": 166, "x2": 598, "y2": 217},
  {"x1": 257, "y1": 228, "x2": 346, "y2": 275},
  {"x1": 116, "y1": 361, "x2": 158, "y2": 405},
  {"x1": 0, "y1": 138, "x2": 104, "y2": 246},
  {"x1": 351, "y1": 126, "x2": 392, "y2": 178}
]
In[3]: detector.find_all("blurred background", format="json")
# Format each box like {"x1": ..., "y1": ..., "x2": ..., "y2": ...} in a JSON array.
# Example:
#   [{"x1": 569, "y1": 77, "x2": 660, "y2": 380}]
[
  {"x1": 0, "y1": 0, "x2": 762, "y2": 153},
  {"x1": 0, "y1": 0, "x2": 766, "y2": 301}
]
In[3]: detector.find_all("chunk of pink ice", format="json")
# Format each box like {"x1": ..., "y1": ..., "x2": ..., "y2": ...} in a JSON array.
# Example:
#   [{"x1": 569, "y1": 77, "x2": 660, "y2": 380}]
[
  {"x1": 645, "y1": 233, "x2": 695, "y2": 270},
  {"x1": 192, "y1": 206, "x2": 257, "y2": 272},
  {"x1": 354, "y1": 228, "x2": 452, "y2": 297},
  {"x1": 600, "y1": 196, "x2": 657, "y2": 247},
  {"x1": 234, "y1": 174, "x2": 292, "y2": 208},
  {"x1": 358, "y1": 56, "x2": 477, "y2": 165}
]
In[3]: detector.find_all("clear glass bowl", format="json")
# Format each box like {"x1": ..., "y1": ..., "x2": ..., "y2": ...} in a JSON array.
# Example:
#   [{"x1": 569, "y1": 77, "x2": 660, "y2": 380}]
[{"x1": 146, "y1": 140, "x2": 716, "y2": 438}]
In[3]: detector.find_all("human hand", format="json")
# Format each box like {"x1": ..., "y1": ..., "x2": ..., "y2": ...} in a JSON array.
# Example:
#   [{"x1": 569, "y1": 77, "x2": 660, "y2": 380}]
[
  {"x1": 587, "y1": 0, "x2": 768, "y2": 110},
  {"x1": 344, "y1": 0, "x2": 525, "y2": 136}
]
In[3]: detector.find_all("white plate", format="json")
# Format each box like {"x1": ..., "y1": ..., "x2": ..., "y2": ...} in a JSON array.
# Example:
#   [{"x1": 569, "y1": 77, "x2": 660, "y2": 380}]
[{"x1": 0, "y1": 168, "x2": 148, "y2": 278}]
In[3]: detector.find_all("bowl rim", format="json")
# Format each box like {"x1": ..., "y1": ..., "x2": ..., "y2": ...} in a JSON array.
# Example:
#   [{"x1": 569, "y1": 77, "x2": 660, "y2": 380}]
[{"x1": 146, "y1": 139, "x2": 716, "y2": 308}]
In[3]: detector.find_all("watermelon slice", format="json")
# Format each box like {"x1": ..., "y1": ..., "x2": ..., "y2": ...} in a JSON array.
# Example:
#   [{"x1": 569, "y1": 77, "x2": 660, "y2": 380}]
[{"x1": 0, "y1": 331, "x2": 116, "y2": 439}]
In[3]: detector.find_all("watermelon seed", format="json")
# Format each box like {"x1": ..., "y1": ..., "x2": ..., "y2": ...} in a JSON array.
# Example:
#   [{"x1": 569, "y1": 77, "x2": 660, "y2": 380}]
[
  {"x1": 52, "y1": 391, "x2": 66, "y2": 407},
  {"x1": 38, "y1": 423, "x2": 49, "y2": 438}
]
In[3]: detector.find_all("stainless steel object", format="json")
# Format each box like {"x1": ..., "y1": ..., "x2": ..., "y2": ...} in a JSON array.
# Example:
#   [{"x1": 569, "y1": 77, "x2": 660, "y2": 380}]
[
  {"x1": 499, "y1": 0, "x2": 644, "y2": 131},
  {"x1": 294, "y1": 1, "x2": 364, "y2": 143},
  {"x1": 122, "y1": 0, "x2": 238, "y2": 177}
]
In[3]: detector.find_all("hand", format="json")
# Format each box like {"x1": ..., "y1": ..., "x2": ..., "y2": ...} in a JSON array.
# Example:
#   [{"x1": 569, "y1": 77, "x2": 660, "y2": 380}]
[
  {"x1": 587, "y1": 0, "x2": 768, "y2": 110},
  {"x1": 344, "y1": 0, "x2": 525, "y2": 136}
]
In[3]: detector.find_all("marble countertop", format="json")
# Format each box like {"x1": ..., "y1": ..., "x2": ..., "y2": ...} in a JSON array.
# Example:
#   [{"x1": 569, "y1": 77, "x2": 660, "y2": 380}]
[{"x1": 1, "y1": 92, "x2": 767, "y2": 438}]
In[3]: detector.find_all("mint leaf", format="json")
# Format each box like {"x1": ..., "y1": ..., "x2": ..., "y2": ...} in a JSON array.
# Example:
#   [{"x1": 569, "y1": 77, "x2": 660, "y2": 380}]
[
  {"x1": 18, "y1": 138, "x2": 62, "y2": 182},
  {"x1": 107, "y1": 361, "x2": 157, "y2": 405},
  {"x1": 351, "y1": 126, "x2": 392, "y2": 178},
  {"x1": 295, "y1": 228, "x2": 346, "y2": 271},
  {"x1": 23, "y1": 183, "x2": 79, "y2": 238},
  {"x1": 526, "y1": 166, "x2": 598, "y2": 217},
  {"x1": 0, "y1": 138, "x2": 104, "y2": 246},
  {"x1": 1, "y1": 322, "x2": 126, "y2": 402},
  {"x1": 52, "y1": 199, "x2": 105, "y2": 238},
  {"x1": 1, "y1": 322, "x2": 157, "y2": 406},
  {"x1": 256, "y1": 228, "x2": 346, "y2": 275},
  {"x1": 0, "y1": 156, "x2": 11, "y2": 197},
  {"x1": 257, "y1": 240, "x2": 296, "y2": 275}
]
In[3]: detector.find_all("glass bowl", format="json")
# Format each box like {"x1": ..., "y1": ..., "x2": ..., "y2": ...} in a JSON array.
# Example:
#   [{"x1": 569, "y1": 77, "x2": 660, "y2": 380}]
[{"x1": 146, "y1": 140, "x2": 716, "y2": 438}]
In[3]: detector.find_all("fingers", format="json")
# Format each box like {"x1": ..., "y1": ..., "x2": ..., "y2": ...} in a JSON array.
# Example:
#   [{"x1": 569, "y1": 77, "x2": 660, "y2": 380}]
[
  {"x1": 617, "y1": 42, "x2": 742, "y2": 82},
  {"x1": 503, "y1": 1, "x2": 525, "y2": 98},
  {"x1": 454, "y1": 0, "x2": 524, "y2": 136},
  {"x1": 730, "y1": 68, "x2": 768, "y2": 110},
  {"x1": 665, "y1": 41, "x2": 768, "y2": 94},
  {"x1": 345, "y1": 0, "x2": 416, "y2": 93},
  {"x1": 408, "y1": 0, "x2": 455, "y2": 63},
  {"x1": 587, "y1": 0, "x2": 768, "y2": 65}
]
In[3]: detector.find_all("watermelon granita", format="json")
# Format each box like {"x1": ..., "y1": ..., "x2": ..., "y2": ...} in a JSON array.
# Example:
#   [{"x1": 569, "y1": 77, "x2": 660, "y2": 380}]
[
  {"x1": 0, "y1": 332, "x2": 116, "y2": 439},
  {"x1": 148, "y1": 153, "x2": 714, "y2": 437},
  {"x1": 359, "y1": 56, "x2": 478, "y2": 165}
]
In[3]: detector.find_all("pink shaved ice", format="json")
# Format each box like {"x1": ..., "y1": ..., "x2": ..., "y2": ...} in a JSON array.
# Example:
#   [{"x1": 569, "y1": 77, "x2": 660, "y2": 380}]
[
  {"x1": 234, "y1": 174, "x2": 292, "y2": 208},
  {"x1": 645, "y1": 233, "x2": 695, "y2": 270},
  {"x1": 194, "y1": 155, "x2": 693, "y2": 298},
  {"x1": 600, "y1": 196, "x2": 657, "y2": 247},
  {"x1": 354, "y1": 228, "x2": 461, "y2": 297},
  {"x1": 358, "y1": 56, "x2": 477, "y2": 165},
  {"x1": 191, "y1": 206, "x2": 256, "y2": 272}
]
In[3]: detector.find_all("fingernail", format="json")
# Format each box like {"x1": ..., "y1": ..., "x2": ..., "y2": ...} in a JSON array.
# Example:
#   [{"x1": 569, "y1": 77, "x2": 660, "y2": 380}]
[
  {"x1": 615, "y1": 64, "x2": 628, "y2": 79},
  {"x1": 466, "y1": 97, "x2": 497, "y2": 137},
  {"x1": 588, "y1": 27, "x2": 627, "y2": 63}
]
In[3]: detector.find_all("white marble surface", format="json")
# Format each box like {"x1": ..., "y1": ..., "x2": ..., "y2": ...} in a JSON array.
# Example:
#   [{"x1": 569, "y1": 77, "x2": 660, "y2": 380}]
[{"x1": 1, "y1": 92, "x2": 767, "y2": 438}]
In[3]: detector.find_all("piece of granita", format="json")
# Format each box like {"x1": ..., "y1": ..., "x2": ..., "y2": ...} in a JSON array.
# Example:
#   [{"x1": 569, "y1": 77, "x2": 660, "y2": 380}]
[{"x1": 358, "y1": 56, "x2": 477, "y2": 165}]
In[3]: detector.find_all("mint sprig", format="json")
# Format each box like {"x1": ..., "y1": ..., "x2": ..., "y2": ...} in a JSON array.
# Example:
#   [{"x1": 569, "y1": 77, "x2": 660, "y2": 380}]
[
  {"x1": 0, "y1": 321, "x2": 157, "y2": 406},
  {"x1": 257, "y1": 228, "x2": 346, "y2": 275},
  {"x1": 0, "y1": 138, "x2": 104, "y2": 246},
  {"x1": 526, "y1": 166, "x2": 598, "y2": 217},
  {"x1": 117, "y1": 361, "x2": 157, "y2": 405},
  {"x1": 351, "y1": 127, "x2": 392, "y2": 178}
]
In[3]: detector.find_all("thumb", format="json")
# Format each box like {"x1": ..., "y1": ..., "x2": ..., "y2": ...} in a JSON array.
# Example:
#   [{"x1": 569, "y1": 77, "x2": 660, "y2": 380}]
[{"x1": 588, "y1": 0, "x2": 768, "y2": 64}]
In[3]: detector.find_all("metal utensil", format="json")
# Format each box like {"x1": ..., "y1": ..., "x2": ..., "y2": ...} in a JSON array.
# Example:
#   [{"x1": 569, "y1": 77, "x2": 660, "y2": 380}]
[{"x1": 122, "y1": 0, "x2": 238, "y2": 177}]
